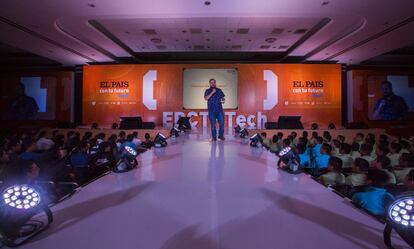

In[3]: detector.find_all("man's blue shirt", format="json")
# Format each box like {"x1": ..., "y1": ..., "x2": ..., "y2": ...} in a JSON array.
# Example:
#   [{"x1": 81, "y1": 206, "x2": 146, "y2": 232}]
[
  {"x1": 298, "y1": 153, "x2": 311, "y2": 168},
  {"x1": 312, "y1": 144, "x2": 322, "y2": 158},
  {"x1": 313, "y1": 154, "x2": 330, "y2": 169},
  {"x1": 352, "y1": 187, "x2": 394, "y2": 216},
  {"x1": 204, "y1": 88, "x2": 225, "y2": 113}
]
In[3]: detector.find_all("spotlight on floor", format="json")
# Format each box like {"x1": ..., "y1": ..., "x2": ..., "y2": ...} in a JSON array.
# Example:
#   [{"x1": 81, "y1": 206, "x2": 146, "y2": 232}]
[
  {"x1": 278, "y1": 147, "x2": 300, "y2": 174},
  {"x1": 177, "y1": 117, "x2": 191, "y2": 132},
  {"x1": 154, "y1": 133, "x2": 168, "y2": 148},
  {"x1": 240, "y1": 128, "x2": 249, "y2": 139},
  {"x1": 114, "y1": 145, "x2": 138, "y2": 172},
  {"x1": 170, "y1": 127, "x2": 180, "y2": 137},
  {"x1": 234, "y1": 125, "x2": 241, "y2": 133},
  {"x1": 0, "y1": 184, "x2": 53, "y2": 247},
  {"x1": 249, "y1": 133, "x2": 263, "y2": 147},
  {"x1": 384, "y1": 192, "x2": 414, "y2": 248}
]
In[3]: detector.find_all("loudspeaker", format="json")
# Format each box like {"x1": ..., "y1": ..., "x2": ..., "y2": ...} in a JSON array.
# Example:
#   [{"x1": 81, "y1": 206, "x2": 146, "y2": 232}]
[
  {"x1": 265, "y1": 122, "x2": 278, "y2": 129},
  {"x1": 119, "y1": 116, "x2": 142, "y2": 129},
  {"x1": 141, "y1": 122, "x2": 155, "y2": 129},
  {"x1": 277, "y1": 116, "x2": 304, "y2": 129}
]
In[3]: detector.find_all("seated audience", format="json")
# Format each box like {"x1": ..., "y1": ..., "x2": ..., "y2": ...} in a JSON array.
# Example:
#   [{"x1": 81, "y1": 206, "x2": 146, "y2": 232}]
[
  {"x1": 393, "y1": 153, "x2": 414, "y2": 183},
  {"x1": 388, "y1": 142, "x2": 402, "y2": 167},
  {"x1": 141, "y1": 133, "x2": 155, "y2": 149},
  {"x1": 323, "y1": 131, "x2": 332, "y2": 143},
  {"x1": 337, "y1": 135, "x2": 345, "y2": 143},
  {"x1": 132, "y1": 131, "x2": 142, "y2": 147},
  {"x1": 261, "y1": 132, "x2": 271, "y2": 148},
  {"x1": 111, "y1": 122, "x2": 119, "y2": 129},
  {"x1": 400, "y1": 140, "x2": 411, "y2": 154},
  {"x1": 352, "y1": 169, "x2": 394, "y2": 217},
  {"x1": 312, "y1": 136, "x2": 324, "y2": 158},
  {"x1": 290, "y1": 131, "x2": 298, "y2": 146},
  {"x1": 19, "y1": 140, "x2": 42, "y2": 161},
  {"x1": 405, "y1": 169, "x2": 414, "y2": 191},
  {"x1": 318, "y1": 157, "x2": 345, "y2": 186},
  {"x1": 371, "y1": 155, "x2": 396, "y2": 184},
  {"x1": 345, "y1": 158, "x2": 369, "y2": 187},
  {"x1": 354, "y1": 133, "x2": 365, "y2": 145},
  {"x1": 360, "y1": 143, "x2": 374, "y2": 164},
  {"x1": 351, "y1": 142, "x2": 361, "y2": 160},
  {"x1": 310, "y1": 131, "x2": 318, "y2": 145},
  {"x1": 116, "y1": 131, "x2": 127, "y2": 148},
  {"x1": 312, "y1": 143, "x2": 332, "y2": 169},
  {"x1": 337, "y1": 143, "x2": 353, "y2": 169},
  {"x1": 331, "y1": 139, "x2": 341, "y2": 156},
  {"x1": 296, "y1": 143, "x2": 311, "y2": 168},
  {"x1": 36, "y1": 131, "x2": 55, "y2": 151},
  {"x1": 269, "y1": 135, "x2": 280, "y2": 152},
  {"x1": 375, "y1": 143, "x2": 389, "y2": 157}
]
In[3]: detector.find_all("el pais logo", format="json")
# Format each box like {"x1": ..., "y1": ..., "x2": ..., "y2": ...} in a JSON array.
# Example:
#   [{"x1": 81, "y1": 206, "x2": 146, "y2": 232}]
[
  {"x1": 291, "y1": 80, "x2": 324, "y2": 94},
  {"x1": 98, "y1": 81, "x2": 130, "y2": 94}
]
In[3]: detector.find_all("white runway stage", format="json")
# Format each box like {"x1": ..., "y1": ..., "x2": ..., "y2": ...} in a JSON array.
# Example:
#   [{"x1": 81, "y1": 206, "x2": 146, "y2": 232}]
[{"x1": 19, "y1": 131, "x2": 409, "y2": 249}]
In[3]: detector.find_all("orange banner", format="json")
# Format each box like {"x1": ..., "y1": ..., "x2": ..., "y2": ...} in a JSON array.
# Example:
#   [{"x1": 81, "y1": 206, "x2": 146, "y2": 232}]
[{"x1": 83, "y1": 64, "x2": 341, "y2": 128}]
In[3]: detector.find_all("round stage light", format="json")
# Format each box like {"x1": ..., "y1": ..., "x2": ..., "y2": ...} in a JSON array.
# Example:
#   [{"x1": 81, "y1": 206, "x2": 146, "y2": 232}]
[
  {"x1": 278, "y1": 147, "x2": 292, "y2": 157},
  {"x1": 2, "y1": 185, "x2": 41, "y2": 210},
  {"x1": 383, "y1": 193, "x2": 414, "y2": 248},
  {"x1": 388, "y1": 196, "x2": 414, "y2": 227},
  {"x1": 124, "y1": 146, "x2": 137, "y2": 157}
]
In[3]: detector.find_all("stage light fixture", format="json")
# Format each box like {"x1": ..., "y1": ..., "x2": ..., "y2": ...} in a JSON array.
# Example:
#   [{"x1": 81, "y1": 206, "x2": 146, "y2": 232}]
[
  {"x1": 249, "y1": 133, "x2": 263, "y2": 147},
  {"x1": 234, "y1": 125, "x2": 241, "y2": 133},
  {"x1": 176, "y1": 117, "x2": 191, "y2": 132},
  {"x1": 240, "y1": 128, "x2": 249, "y2": 139},
  {"x1": 114, "y1": 145, "x2": 138, "y2": 173},
  {"x1": 154, "y1": 133, "x2": 168, "y2": 148},
  {"x1": 0, "y1": 184, "x2": 53, "y2": 247},
  {"x1": 3, "y1": 185, "x2": 40, "y2": 210},
  {"x1": 170, "y1": 127, "x2": 180, "y2": 137},
  {"x1": 384, "y1": 192, "x2": 414, "y2": 248},
  {"x1": 277, "y1": 147, "x2": 300, "y2": 174}
]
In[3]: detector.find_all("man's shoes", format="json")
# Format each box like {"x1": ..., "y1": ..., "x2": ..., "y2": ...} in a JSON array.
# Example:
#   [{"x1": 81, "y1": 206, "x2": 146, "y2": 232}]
[
  {"x1": 211, "y1": 137, "x2": 217, "y2": 142},
  {"x1": 218, "y1": 136, "x2": 225, "y2": 141}
]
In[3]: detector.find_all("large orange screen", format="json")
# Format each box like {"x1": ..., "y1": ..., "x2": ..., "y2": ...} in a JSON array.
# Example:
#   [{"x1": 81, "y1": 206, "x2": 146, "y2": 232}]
[{"x1": 83, "y1": 64, "x2": 341, "y2": 128}]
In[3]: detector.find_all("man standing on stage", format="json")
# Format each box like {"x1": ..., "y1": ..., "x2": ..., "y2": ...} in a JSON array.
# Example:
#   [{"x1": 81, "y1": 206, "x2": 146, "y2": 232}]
[{"x1": 204, "y1": 78, "x2": 225, "y2": 141}]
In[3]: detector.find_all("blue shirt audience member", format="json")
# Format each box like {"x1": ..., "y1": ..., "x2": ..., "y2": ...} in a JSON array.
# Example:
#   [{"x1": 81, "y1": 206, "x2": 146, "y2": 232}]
[
  {"x1": 295, "y1": 143, "x2": 311, "y2": 168},
  {"x1": 312, "y1": 136, "x2": 324, "y2": 158},
  {"x1": 352, "y1": 169, "x2": 394, "y2": 216},
  {"x1": 312, "y1": 143, "x2": 332, "y2": 169}
]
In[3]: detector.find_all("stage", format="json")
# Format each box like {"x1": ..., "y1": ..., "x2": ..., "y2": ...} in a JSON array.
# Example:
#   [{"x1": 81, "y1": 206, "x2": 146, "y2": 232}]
[{"x1": 18, "y1": 130, "x2": 409, "y2": 249}]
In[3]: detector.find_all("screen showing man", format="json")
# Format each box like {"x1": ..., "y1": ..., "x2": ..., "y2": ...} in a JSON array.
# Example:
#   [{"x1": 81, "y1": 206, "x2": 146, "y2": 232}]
[
  {"x1": 372, "y1": 80, "x2": 409, "y2": 120},
  {"x1": 204, "y1": 78, "x2": 225, "y2": 141},
  {"x1": 5, "y1": 82, "x2": 39, "y2": 120}
]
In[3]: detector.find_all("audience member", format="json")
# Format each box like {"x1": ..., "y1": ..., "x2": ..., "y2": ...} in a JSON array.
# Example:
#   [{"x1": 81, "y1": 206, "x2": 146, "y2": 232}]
[
  {"x1": 345, "y1": 158, "x2": 369, "y2": 186},
  {"x1": 318, "y1": 157, "x2": 345, "y2": 186},
  {"x1": 352, "y1": 169, "x2": 394, "y2": 217},
  {"x1": 312, "y1": 143, "x2": 331, "y2": 169}
]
